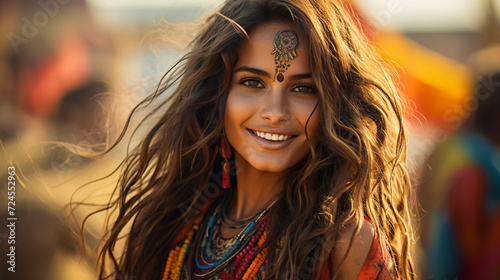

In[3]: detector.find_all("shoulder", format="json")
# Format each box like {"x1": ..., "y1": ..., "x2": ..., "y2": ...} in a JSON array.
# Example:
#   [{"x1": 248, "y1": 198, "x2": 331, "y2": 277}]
[
  {"x1": 328, "y1": 219, "x2": 399, "y2": 280},
  {"x1": 332, "y1": 220, "x2": 375, "y2": 280}
]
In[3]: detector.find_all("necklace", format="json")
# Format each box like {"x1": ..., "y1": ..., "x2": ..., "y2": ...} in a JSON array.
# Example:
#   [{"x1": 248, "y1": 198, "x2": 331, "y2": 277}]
[
  {"x1": 162, "y1": 214, "x2": 204, "y2": 280},
  {"x1": 162, "y1": 197, "x2": 286, "y2": 280},
  {"x1": 221, "y1": 202, "x2": 262, "y2": 228},
  {"x1": 192, "y1": 198, "x2": 278, "y2": 277}
]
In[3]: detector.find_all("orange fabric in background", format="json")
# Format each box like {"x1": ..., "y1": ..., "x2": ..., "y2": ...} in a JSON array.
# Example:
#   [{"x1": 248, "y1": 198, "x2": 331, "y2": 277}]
[
  {"x1": 375, "y1": 32, "x2": 473, "y2": 129},
  {"x1": 344, "y1": 0, "x2": 473, "y2": 130}
]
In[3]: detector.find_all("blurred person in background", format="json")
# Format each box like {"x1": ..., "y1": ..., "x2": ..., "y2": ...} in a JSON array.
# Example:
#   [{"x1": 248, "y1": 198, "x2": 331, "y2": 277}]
[
  {"x1": 0, "y1": 0, "x2": 112, "y2": 279},
  {"x1": 420, "y1": 48, "x2": 500, "y2": 279},
  {"x1": 0, "y1": 0, "x2": 110, "y2": 141}
]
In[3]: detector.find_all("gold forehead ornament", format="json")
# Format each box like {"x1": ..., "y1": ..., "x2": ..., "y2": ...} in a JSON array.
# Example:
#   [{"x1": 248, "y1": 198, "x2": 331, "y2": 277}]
[{"x1": 271, "y1": 30, "x2": 298, "y2": 82}]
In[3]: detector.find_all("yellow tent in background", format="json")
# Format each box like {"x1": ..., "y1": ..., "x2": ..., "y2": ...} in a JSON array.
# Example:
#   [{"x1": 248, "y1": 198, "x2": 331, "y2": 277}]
[
  {"x1": 344, "y1": 0, "x2": 473, "y2": 130},
  {"x1": 375, "y1": 32, "x2": 473, "y2": 129}
]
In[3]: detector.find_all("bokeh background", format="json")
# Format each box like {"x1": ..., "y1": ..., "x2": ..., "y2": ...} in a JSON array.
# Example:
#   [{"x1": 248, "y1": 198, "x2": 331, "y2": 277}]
[{"x1": 1, "y1": 0, "x2": 499, "y2": 279}]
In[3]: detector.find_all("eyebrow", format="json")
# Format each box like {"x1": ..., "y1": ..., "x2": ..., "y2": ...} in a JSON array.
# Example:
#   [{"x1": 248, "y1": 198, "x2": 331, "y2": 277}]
[{"x1": 234, "y1": 66, "x2": 312, "y2": 80}]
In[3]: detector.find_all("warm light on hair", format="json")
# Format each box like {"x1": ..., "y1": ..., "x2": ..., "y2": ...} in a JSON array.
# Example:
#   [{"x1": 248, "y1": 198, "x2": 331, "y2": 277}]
[{"x1": 76, "y1": 1, "x2": 416, "y2": 279}]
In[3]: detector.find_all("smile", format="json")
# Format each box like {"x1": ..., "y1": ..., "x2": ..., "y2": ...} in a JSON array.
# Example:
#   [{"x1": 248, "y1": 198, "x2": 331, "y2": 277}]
[{"x1": 251, "y1": 130, "x2": 293, "y2": 141}]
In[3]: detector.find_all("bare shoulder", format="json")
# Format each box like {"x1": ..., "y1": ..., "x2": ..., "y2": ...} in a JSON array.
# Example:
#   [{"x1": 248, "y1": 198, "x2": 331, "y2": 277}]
[{"x1": 332, "y1": 220, "x2": 375, "y2": 280}]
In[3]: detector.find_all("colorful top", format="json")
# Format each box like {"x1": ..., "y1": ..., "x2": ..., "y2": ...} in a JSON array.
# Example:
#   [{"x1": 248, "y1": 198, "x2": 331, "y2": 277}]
[{"x1": 162, "y1": 198, "x2": 398, "y2": 280}]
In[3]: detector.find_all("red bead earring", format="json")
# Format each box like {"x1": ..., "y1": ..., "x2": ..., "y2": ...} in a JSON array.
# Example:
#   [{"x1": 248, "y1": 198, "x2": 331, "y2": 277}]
[{"x1": 219, "y1": 136, "x2": 231, "y2": 189}]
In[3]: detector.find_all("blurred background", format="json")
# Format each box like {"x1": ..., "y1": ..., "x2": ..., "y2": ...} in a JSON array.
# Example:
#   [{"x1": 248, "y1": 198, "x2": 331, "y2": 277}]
[{"x1": 0, "y1": 0, "x2": 499, "y2": 279}]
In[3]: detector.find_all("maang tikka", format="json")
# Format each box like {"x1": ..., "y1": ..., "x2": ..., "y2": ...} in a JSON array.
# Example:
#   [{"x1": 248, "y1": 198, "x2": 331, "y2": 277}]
[
  {"x1": 219, "y1": 136, "x2": 231, "y2": 189},
  {"x1": 271, "y1": 29, "x2": 298, "y2": 82}
]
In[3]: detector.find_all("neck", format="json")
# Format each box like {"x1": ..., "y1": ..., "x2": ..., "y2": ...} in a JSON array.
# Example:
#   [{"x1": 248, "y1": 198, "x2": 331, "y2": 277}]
[{"x1": 226, "y1": 153, "x2": 284, "y2": 220}]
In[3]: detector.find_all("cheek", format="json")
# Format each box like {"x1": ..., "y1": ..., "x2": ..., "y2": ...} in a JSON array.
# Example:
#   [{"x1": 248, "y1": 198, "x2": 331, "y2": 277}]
[
  {"x1": 309, "y1": 111, "x2": 322, "y2": 144},
  {"x1": 224, "y1": 90, "x2": 253, "y2": 134},
  {"x1": 301, "y1": 104, "x2": 322, "y2": 144}
]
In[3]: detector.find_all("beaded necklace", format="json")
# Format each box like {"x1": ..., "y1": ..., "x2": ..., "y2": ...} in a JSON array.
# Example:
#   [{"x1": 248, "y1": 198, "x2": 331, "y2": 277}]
[
  {"x1": 161, "y1": 198, "x2": 282, "y2": 280},
  {"x1": 195, "y1": 201, "x2": 272, "y2": 270},
  {"x1": 162, "y1": 214, "x2": 204, "y2": 280},
  {"x1": 192, "y1": 199, "x2": 274, "y2": 278}
]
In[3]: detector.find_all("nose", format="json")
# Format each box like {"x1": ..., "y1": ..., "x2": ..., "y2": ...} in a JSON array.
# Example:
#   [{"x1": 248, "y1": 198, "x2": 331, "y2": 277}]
[{"x1": 259, "y1": 87, "x2": 290, "y2": 123}]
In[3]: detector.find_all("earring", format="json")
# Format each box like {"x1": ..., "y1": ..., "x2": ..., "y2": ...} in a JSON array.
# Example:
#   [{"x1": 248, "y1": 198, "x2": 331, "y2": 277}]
[{"x1": 219, "y1": 136, "x2": 231, "y2": 189}]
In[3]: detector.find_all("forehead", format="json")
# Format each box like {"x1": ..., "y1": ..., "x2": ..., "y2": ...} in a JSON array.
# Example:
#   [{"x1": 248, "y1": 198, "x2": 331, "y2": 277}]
[{"x1": 235, "y1": 21, "x2": 310, "y2": 72}]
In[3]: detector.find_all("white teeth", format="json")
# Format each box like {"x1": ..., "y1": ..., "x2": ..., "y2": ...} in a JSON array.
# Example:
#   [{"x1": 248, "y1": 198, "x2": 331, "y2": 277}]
[{"x1": 252, "y1": 130, "x2": 292, "y2": 141}]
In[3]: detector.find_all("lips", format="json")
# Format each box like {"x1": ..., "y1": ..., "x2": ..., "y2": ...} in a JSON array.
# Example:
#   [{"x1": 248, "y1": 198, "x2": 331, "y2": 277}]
[
  {"x1": 247, "y1": 128, "x2": 297, "y2": 150},
  {"x1": 251, "y1": 130, "x2": 293, "y2": 141}
]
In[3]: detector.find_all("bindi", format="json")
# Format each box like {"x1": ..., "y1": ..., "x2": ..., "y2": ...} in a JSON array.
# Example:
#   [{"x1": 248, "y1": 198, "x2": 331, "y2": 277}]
[{"x1": 271, "y1": 29, "x2": 298, "y2": 82}]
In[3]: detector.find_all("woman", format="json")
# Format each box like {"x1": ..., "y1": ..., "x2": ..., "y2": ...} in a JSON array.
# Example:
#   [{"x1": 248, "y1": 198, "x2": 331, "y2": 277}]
[{"x1": 90, "y1": 0, "x2": 415, "y2": 279}]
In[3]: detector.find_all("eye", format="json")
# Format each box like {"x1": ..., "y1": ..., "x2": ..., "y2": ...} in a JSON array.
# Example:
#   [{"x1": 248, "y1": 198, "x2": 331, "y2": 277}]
[
  {"x1": 292, "y1": 84, "x2": 316, "y2": 94},
  {"x1": 239, "y1": 78, "x2": 265, "y2": 89}
]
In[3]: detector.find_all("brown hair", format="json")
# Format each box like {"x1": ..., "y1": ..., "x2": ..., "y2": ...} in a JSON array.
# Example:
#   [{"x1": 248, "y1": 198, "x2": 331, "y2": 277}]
[{"x1": 81, "y1": 0, "x2": 415, "y2": 279}]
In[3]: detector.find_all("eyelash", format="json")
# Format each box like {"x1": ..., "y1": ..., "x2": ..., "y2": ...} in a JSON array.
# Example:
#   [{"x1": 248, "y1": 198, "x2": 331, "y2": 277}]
[
  {"x1": 291, "y1": 83, "x2": 316, "y2": 94},
  {"x1": 238, "y1": 78, "x2": 317, "y2": 94},
  {"x1": 239, "y1": 77, "x2": 264, "y2": 89}
]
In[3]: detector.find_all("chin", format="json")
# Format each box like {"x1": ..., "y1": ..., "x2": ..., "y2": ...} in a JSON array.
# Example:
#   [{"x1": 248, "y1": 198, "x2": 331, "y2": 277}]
[
  {"x1": 253, "y1": 163, "x2": 288, "y2": 173},
  {"x1": 246, "y1": 154, "x2": 297, "y2": 173}
]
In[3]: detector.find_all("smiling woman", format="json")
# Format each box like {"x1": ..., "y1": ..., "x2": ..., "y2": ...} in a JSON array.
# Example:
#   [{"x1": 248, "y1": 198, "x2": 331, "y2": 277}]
[
  {"x1": 79, "y1": 1, "x2": 416, "y2": 279},
  {"x1": 225, "y1": 21, "x2": 321, "y2": 176}
]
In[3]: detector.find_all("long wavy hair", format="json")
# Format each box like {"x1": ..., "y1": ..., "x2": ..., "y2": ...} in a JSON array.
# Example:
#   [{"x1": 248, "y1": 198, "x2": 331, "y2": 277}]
[{"x1": 83, "y1": 0, "x2": 416, "y2": 279}]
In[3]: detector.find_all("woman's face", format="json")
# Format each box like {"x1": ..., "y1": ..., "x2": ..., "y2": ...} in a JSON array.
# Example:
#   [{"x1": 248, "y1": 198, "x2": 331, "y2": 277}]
[{"x1": 224, "y1": 21, "x2": 321, "y2": 173}]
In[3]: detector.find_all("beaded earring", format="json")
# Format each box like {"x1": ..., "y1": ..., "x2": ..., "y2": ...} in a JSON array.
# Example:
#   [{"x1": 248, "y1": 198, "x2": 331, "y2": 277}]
[{"x1": 219, "y1": 136, "x2": 231, "y2": 189}]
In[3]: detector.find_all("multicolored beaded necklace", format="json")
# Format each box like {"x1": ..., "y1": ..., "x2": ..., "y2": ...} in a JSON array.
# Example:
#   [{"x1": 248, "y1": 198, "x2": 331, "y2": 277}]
[{"x1": 161, "y1": 197, "x2": 282, "y2": 280}]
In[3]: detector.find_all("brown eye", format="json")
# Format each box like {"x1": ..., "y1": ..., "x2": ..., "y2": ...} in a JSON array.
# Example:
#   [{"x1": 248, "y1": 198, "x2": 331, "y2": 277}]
[
  {"x1": 292, "y1": 84, "x2": 316, "y2": 94},
  {"x1": 240, "y1": 78, "x2": 264, "y2": 88}
]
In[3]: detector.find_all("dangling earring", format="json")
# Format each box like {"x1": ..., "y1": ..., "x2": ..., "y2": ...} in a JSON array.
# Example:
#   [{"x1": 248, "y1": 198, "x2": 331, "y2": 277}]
[{"x1": 219, "y1": 136, "x2": 231, "y2": 189}]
